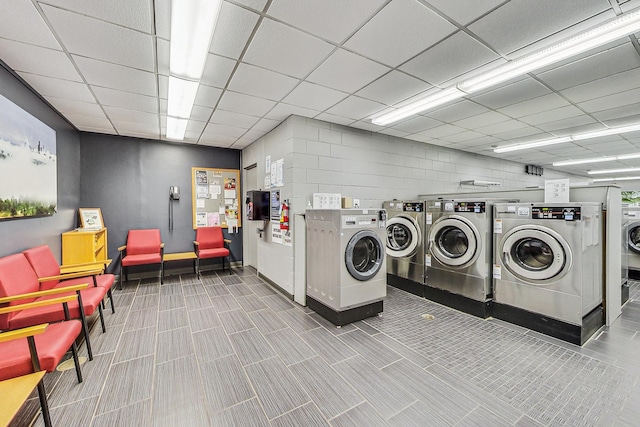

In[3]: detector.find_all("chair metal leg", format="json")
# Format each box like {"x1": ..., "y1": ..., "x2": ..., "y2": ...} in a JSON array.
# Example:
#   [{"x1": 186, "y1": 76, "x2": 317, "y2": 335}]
[
  {"x1": 160, "y1": 262, "x2": 164, "y2": 284},
  {"x1": 97, "y1": 303, "x2": 106, "y2": 333},
  {"x1": 107, "y1": 288, "x2": 115, "y2": 313},
  {"x1": 119, "y1": 264, "x2": 123, "y2": 290},
  {"x1": 36, "y1": 380, "x2": 52, "y2": 427},
  {"x1": 76, "y1": 291, "x2": 93, "y2": 361},
  {"x1": 71, "y1": 341, "x2": 83, "y2": 383}
]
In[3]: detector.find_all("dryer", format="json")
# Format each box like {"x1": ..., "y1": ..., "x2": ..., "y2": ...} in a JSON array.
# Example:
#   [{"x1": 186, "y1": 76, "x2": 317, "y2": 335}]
[
  {"x1": 493, "y1": 202, "x2": 604, "y2": 345},
  {"x1": 424, "y1": 199, "x2": 505, "y2": 318},
  {"x1": 383, "y1": 200, "x2": 425, "y2": 297},
  {"x1": 306, "y1": 208, "x2": 387, "y2": 326}
]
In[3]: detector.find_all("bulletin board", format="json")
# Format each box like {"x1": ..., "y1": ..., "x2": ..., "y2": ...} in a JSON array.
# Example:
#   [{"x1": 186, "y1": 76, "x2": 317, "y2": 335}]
[{"x1": 191, "y1": 167, "x2": 241, "y2": 229}]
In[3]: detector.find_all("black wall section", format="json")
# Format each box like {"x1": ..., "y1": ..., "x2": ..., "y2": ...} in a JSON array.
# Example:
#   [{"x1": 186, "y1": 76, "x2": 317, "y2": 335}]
[
  {"x1": 78, "y1": 133, "x2": 243, "y2": 268},
  {"x1": 0, "y1": 64, "x2": 81, "y2": 259}
]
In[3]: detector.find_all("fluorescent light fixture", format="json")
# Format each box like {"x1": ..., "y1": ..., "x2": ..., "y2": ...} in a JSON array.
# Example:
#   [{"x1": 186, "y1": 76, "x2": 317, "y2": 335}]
[
  {"x1": 167, "y1": 76, "x2": 199, "y2": 118},
  {"x1": 572, "y1": 123, "x2": 640, "y2": 140},
  {"x1": 553, "y1": 152, "x2": 640, "y2": 166},
  {"x1": 588, "y1": 167, "x2": 640, "y2": 175},
  {"x1": 166, "y1": 0, "x2": 222, "y2": 140},
  {"x1": 166, "y1": 117, "x2": 189, "y2": 140},
  {"x1": 371, "y1": 8, "x2": 640, "y2": 125},
  {"x1": 170, "y1": 0, "x2": 222, "y2": 79},
  {"x1": 593, "y1": 176, "x2": 640, "y2": 182},
  {"x1": 371, "y1": 87, "x2": 465, "y2": 126},
  {"x1": 493, "y1": 137, "x2": 571, "y2": 154}
]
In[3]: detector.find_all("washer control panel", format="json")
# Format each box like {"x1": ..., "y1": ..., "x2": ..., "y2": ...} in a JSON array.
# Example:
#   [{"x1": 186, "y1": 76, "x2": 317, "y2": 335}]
[
  {"x1": 403, "y1": 202, "x2": 424, "y2": 212},
  {"x1": 454, "y1": 201, "x2": 486, "y2": 213},
  {"x1": 532, "y1": 206, "x2": 581, "y2": 221}
]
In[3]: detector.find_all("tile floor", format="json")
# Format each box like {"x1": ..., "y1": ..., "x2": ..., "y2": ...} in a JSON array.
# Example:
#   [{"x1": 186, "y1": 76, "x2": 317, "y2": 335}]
[{"x1": 11, "y1": 271, "x2": 640, "y2": 427}]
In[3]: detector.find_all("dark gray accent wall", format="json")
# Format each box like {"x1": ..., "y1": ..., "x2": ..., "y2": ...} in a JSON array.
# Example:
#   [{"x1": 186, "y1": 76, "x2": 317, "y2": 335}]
[
  {"x1": 0, "y1": 65, "x2": 81, "y2": 259},
  {"x1": 79, "y1": 133, "x2": 242, "y2": 268}
]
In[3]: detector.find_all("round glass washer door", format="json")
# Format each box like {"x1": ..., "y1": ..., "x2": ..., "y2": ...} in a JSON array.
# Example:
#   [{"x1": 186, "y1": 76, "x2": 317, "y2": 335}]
[
  {"x1": 428, "y1": 215, "x2": 480, "y2": 268},
  {"x1": 629, "y1": 223, "x2": 640, "y2": 254},
  {"x1": 345, "y1": 230, "x2": 384, "y2": 281},
  {"x1": 500, "y1": 225, "x2": 572, "y2": 282},
  {"x1": 386, "y1": 215, "x2": 421, "y2": 258}
]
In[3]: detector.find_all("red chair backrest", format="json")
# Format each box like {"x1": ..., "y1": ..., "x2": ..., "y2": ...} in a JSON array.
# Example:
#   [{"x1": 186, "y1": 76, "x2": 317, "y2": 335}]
[
  {"x1": 126, "y1": 229, "x2": 162, "y2": 255},
  {"x1": 23, "y1": 245, "x2": 61, "y2": 290},
  {"x1": 0, "y1": 253, "x2": 41, "y2": 329},
  {"x1": 196, "y1": 227, "x2": 224, "y2": 250}
]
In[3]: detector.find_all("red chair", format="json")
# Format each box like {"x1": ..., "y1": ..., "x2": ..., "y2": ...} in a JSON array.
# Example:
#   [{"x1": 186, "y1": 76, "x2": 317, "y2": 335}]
[
  {"x1": 0, "y1": 253, "x2": 105, "y2": 360},
  {"x1": 119, "y1": 229, "x2": 164, "y2": 288},
  {"x1": 194, "y1": 226, "x2": 231, "y2": 275},
  {"x1": 0, "y1": 294, "x2": 84, "y2": 427},
  {"x1": 23, "y1": 245, "x2": 116, "y2": 314}
]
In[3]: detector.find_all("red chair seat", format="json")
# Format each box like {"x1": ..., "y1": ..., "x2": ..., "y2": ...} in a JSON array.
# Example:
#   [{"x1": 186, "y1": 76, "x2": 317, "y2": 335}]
[
  {"x1": 198, "y1": 248, "x2": 230, "y2": 259},
  {"x1": 0, "y1": 320, "x2": 82, "y2": 380},
  {"x1": 8, "y1": 286, "x2": 106, "y2": 330},
  {"x1": 121, "y1": 253, "x2": 162, "y2": 267}
]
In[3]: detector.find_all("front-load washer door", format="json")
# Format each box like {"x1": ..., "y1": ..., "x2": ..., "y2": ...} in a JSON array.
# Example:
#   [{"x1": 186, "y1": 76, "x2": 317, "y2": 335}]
[
  {"x1": 386, "y1": 215, "x2": 421, "y2": 258},
  {"x1": 500, "y1": 225, "x2": 572, "y2": 283},
  {"x1": 345, "y1": 230, "x2": 384, "y2": 281},
  {"x1": 428, "y1": 215, "x2": 480, "y2": 268},
  {"x1": 629, "y1": 222, "x2": 640, "y2": 254}
]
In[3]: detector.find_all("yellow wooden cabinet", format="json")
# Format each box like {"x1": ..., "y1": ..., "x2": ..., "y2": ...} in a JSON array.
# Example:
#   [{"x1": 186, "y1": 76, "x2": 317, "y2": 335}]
[{"x1": 62, "y1": 228, "x2": 108, "y2": 265}]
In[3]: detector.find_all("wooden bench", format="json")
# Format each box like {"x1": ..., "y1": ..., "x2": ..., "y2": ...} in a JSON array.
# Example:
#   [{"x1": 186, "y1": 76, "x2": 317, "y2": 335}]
[{"x1": 162, "y1": 252, "x2": 197, "y2": 279}]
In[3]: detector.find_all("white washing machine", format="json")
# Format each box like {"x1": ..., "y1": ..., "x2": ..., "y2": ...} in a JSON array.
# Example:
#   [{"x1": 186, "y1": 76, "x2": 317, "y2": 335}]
[
  {"x1": 383, "y1": 200, "x2": 425, "y2": 296},
  {"x1": 626, "y1": 207, "x2": 640, "y2": 280},
  {"x1": 424, "y1": 199, "x2": 507, "y2": 318},
  {"x1": 306, "y1": 208, "x2": 387, "y2": 326},
  {"x1": 493, "y1": 202, "x2": 604, "y2": 345}
]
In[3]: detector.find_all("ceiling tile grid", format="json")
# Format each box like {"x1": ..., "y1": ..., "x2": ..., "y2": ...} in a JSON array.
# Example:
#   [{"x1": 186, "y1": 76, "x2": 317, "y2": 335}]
[{"x1": 1, "y1": 0, "x2": 640, "y2": 175}]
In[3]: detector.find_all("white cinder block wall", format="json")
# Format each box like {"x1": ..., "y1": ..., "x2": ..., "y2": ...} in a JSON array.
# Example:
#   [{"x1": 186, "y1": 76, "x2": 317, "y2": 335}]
[{"x1": 242, "y1": 115, "x2": 585, "y2": 299}]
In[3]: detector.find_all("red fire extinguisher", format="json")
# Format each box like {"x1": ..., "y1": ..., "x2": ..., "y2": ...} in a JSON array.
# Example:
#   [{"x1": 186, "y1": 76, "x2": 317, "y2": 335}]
[{"x1": 280, "y1": 200, "x2": 289, "y2": 230}]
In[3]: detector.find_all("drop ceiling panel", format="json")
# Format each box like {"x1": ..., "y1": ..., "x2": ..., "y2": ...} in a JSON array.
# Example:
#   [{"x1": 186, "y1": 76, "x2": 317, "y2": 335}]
[
  {"x1": 356, "y1": 71, "x2": 431, "y2": 106},
  {"x1": 306, "y1": 48, "x2": 390, "y2": 93},
  {"x1": 474, "y1": 119, "x2": 528, "y2": 136},
  {"x1": 471, "y1": 78, "x2": 552, "y2": 110},
  {"x1": 468, "y1": 0, "x2": 610, "y2": 55},
  {"x1": 203, "y1": 122, "x2": 247, "y2": 138},
  {"x1": 536, "y1": 115, "x2": 598, "y2": 134},
  {"x1": 40, "y1": 0, "x2": 153, "y2": 32},
  {"x1": 453, "y1": 111, "x2": 511, "y2": 129},
  {"x1": 536, "y1": 43, "x2": 640, "y2": 91},
  {"x1": 518, "y1": 105, "x2": 584, "y2": 126},
  {"x1": 592, "y1": 103, "x2": 640, "y2": 122},
  {"x1": 578, "y1": 87, "x2": 640, "y2": 113},
  {"x1": 425, "y1": 0, "x2": 505, "y2": 25},
  {"x1": 104, "y1": 106, "x2": 159, "y2": 126},
  {"x1": 425, "y1": 100, "x2": 489, "y2": 123},
  {"x1": 189, "y1": 105, "x2": 213, "y2": 122},
  {"x1": 92, "y1": 86, "x2": 158, "y2": 113},
  {"x1": 65, "y1": 114, "x2": 114, "y2": 132},
  {"x1": 418, "y1": 124, "x2": 467, "y2": 139},
  {"x1": 492, "y1": 127, "x2": 546, "y2": 142},
  {"x1": 17, "y1": 73, "x2": 94, "y2": 103},
  {"x1": 157, "y1": 39, "x2": 170, "y2": 76},
  {"x1": 194, "y1": 85, "x2": 223, "y2": 109},
  {"x1": 391, "y1": 116, "x2": 443, "y2": 133},
  {"x1": 325, "y1": 96, "x2": 386, "y2": 120},
  {"x1": 400, "y1": 31, "x2": 499, "y2": 85},
  {"x1": 41, "y1": 5, "x2": 155, "y2": 72},
  {"x1": 439, "y1": 130, "x2": 486, "y2": 143},
  {"x1": 344, "y1": 0, "x2": 456, "y2": 67},
  {"x1": 73, "y1": 56, "x2": 157, "y2": 97},
  {"x1": 0, "y1": 0, "x2": 60, "y2": 49},
  {"x1": 498, "y1": 94, "x2": 571, "y2": 118},
  {"x1": 243, "y1": 19, "x2": 334, "y2": 78},
  {"x1": 282, "y1": 82, "x2": 348, "y2": 111},
  {"x1": 200, "y1": 54, "x2": 237, "y2": 89},
  {"x1": 113, "y1": 121, "x2": 160, "y2": 138},
  {"x1": 314, "y1": 113, "x2": 356, "y2": 126},
  {"x1": 211, "y1": 2, "x2": 259, "y2": 59},
  {"x1": 0, "y1": 39, "x2": 81, "y2": 81},
  {"x1": 45, "y1": 97, "x2": 103, "y2": 117},
  {"x1": 560, "y1": 67, "x2": 640, "y2": 103},
  {"x1": 218, "y1": 91, "x2": 276, "y2": 117},
  {"x1": 263, "y1": 102, "x2": 320, "y2": 121},
  {"x1": 251, "y1": 117, "x2": 281, "y2": 132},
  {"x1": 232, "y1": 0, "x2": 268, "y2": 13},
  {"x1": 227, "y1": 63, "x2": 299, "y2": 101},
  {"x1": 154, "y1": 0, "x2": 170, "y2": 39},
  {"x1": 210, "y1": 110, "x2": 260, "y2": 129},
  {"x1": 267, "y1": 0, "x2": 386, "y2": 44}
]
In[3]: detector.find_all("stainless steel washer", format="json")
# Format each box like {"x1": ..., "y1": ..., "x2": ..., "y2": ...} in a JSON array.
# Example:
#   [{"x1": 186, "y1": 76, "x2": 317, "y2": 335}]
[
  {"x1": 383, "y1": 200, "x2": 425, "y2": 296},
  {"x1": 306, "y1": 208, "x2": 387, "y2": 325},
  {"x1": 493, "y1": 202, "x2": 604, "y2": 345},
  {"x1": 423, "y1": 199, "x2": 504, "y2": 317},
  {"x1": 626, "y1": 207, "x2": 640, "y2": 279}
]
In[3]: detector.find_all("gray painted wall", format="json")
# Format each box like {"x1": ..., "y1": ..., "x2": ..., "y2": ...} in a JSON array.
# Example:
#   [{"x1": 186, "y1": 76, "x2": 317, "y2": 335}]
[
  {"x1": 0, "y1": 65, "x2": 81, "y2": 259},
  {"x1": 79, "y1": 133, "x2": 242, "y2": 270}
]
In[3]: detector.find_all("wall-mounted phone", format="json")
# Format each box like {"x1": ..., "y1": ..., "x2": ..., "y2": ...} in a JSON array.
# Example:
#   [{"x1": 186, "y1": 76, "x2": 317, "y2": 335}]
[{"x1": 170, "y1": 186, "x2": 180, "y2": 200}]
